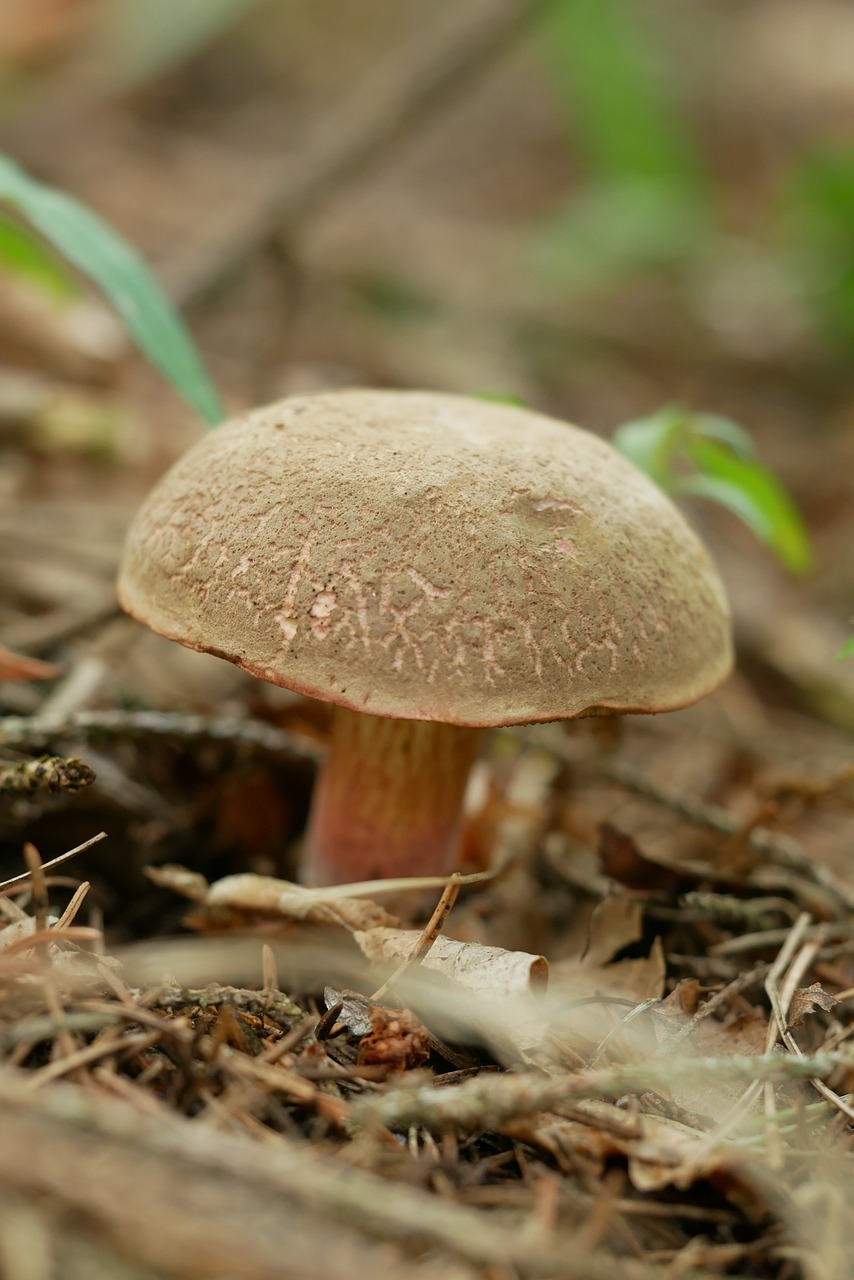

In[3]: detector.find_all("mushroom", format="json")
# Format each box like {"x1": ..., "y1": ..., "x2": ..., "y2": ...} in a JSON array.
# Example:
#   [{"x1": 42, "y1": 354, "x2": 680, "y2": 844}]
[{"x1": 117, "y1": 389, "x2": 732, "y2": 885}]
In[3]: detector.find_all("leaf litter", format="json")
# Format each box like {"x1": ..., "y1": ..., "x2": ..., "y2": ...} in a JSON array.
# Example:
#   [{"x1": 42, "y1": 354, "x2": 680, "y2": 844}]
[{"x1": 2, "y1": 723, "x2": 854, "y2": 1280}]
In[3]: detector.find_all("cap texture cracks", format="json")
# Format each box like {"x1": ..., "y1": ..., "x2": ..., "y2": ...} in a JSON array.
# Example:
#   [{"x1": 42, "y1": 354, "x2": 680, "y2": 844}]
[{"x1": 118, "y1": 389, "x2": 732, "y2": 726}]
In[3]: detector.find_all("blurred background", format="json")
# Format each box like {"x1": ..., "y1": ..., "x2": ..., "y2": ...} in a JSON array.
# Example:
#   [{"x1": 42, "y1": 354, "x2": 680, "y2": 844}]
[{"x1": 2, "y1": 0, "x2": 854, "y2": 901}]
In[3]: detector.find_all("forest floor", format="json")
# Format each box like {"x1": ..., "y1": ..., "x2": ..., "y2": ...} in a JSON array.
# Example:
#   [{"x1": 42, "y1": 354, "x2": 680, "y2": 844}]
[{"x1": 2, "y1": 4, "x2": 854, "y2": 1278}]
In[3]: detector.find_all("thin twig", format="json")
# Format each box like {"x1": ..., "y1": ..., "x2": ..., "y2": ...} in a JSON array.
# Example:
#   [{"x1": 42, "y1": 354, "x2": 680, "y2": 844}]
[
  {"x1": 765, "y1": 914, "x2": 818, "y2": 1053},
  {"x1": 353, "y1": 1047, "x2": 854, "y2": 1134},
  {"x1": 23, "y1": 1031, "x2": 160, "y2": 1090},
  {"x1": 659, "y1": 961, "x2": 771, "y2": 1052},
  {"x1": 0, "y1": 925, "x2": 102, "y2": 958},
  {"x1": 583, "y1": 755, "x2": 854, "y2": 911},
  {"x1": 53, "y1": 882, "x2": 91, "y2": 931},
  {"x1": 0, "y1": 710, "x2": 319, "y2": 763},
  {"x1": 0, "y1": 832, "x2": 106, "y2": 893},
  {"x1": 370, "y1": 875, "x2": 462, "y2": 1003},
  {"x1": 769, "y1": 925, "x2": 854, "y2": 1126},
  {"x1": 170, "y1": 0, "x2": 555, "y2": 307},
  {"x1": 674, "y1": 916, "x2": 814, "y2": 1179},
  {"x1": 0, "y1": 1011, "x2": 118, "y2": 1052}
]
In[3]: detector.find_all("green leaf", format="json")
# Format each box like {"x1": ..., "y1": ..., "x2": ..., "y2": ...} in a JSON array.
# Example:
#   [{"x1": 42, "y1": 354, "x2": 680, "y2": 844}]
[
  {"x1": 613, "y1": 408, "x2": 813, "y2": 576},
  {"x1": 532, "y1": 179, "x2": 710, "y2": 289},
  {"x1": 676, "y1": 437, "x2": 813, "y2": 575},
  {"x1": 538, "y1": 0, "x2": 704, "y2": 190},
  {"x1": 0, "y1": 154, "x2": 223, "y2": 425},
  {"x1": 837, "y1": 633, "x2": 854, "y2": 660},
  {"x1": 534, "y1": 0, "x2": 711, "y2": 289},
  {"x1": 688, "y1": 413, "x2": 757, "y2": 460},
  {"x1": 474, "y1": 390, "x2": 529, "y2": 408},
  {"x1": 782, "y1": 147, "x2": 854, "y2": 351},
  {"x1": 0, "y1": 217, "x2": 76, "y2": 298},
  {"x1": 612, "y1": 407, "x2": 683, "y2": 483}
]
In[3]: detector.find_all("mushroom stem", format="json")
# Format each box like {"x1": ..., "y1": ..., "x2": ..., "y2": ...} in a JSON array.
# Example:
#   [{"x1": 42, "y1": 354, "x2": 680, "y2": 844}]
[{"x1": 303, "y1": 706, "x2": 482, "y2": 885}]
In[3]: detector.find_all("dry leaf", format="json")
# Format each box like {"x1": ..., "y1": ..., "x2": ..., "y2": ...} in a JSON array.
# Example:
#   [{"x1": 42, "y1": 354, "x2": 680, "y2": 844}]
[
  {"x1": 517, "y1": 1104, "x2": 777, "y2": 1208},
  {"x1": 324, "y1": 986, "x2": 375, "y2": 1037},
  {"x1": 0, "y1": 917, "x2": 37, "y2": 951},
  {"x1": 582, "y1": 896, "x2": 643, "y2": 967},
  {"x1": 660, "y1": 977, "x2": 703, "y2": 1017},
  {"x1": 147, "y1": 867, "x2": 400, "y2": 931},
  {"x1": 590, "y1": 939, "x2": 666, "y2": 1004},
  {"x1": 354, "y1": 926, "x2": 548, "y2": 996},
  {"x1": 145, "y1": 865, "x2": 209, "y2": 904},
  {"x1": 661, "y1": 1011, "x2": 770, "y2": 1120},
  {"x1": 0, "y1": 643, "x2": 62, "y2": 683},
  {"x1": 598, "y1": 822, "x2": 745, "y2": 895},
  {"x1": 598, "y1": 823, "x2": 687, "y2": 893},
  {"x1": 549, "y1": 936, "x2": 666, "y2": 1007},
  {"x1": 788, "y1": 982, "x2": 838, "y2": 1030},
  {"x1": 543, "y1": 939, "x2": 666, "y2": 1067}
]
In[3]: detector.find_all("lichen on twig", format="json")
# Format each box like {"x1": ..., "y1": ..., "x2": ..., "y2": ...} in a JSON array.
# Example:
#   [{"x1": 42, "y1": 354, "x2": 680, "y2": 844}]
[{"x1": 0, "y1": 754, "x2": 94, "y2": 795}]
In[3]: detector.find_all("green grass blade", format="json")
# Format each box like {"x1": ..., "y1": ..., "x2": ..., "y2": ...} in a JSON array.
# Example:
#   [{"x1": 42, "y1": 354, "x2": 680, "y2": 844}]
[
  {"x1": 0, "y1": 217, "x2": 76, "y2": 298},
  {"x1": 539, "y1": 0, "x2": 704, "y2": 190},
  {"x1": 0, "y1": 155, "x2": 223, "y2": 425},
  {"x1": 612, "y1": 407, "x2": 682, "y2": 483},
  {"x1": 689, "y1": 413, "x2": 757, "y2": 460},
  {"x1": 614, "y1": 409, "x2": 812, "y2": 575},
  {"x1": 782, "y1": 147, "x2": 854, "y2": 352},
  {"x1": 677, "y1": 438, "x2": 813, "y2": 574}
]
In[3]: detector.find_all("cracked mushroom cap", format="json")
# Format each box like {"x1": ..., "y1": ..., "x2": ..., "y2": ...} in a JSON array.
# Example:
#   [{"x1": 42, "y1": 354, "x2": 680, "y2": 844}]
[{"x1": 118, "y1": 389, "x2": 732, "y2": 726}]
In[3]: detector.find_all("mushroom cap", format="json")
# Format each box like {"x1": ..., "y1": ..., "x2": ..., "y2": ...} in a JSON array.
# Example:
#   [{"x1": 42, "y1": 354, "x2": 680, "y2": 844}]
[{"x1": 118, "y1": 389, "x2": 732, "y2": 727}]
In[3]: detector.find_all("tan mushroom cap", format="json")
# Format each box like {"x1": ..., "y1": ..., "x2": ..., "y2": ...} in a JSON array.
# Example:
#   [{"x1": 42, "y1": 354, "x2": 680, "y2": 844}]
[{"x1": 118, "y1": 389, "x2": 732, "y2": 727}]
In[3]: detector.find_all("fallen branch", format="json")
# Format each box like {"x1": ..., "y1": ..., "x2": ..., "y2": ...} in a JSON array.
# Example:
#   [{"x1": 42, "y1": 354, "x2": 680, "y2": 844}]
[
  {"x1": 0, "y1": 709, "x2": 319, "y2": 763},
  {"x1": 0, "y1": 1074, "x2": 663, "y2": 1280},
  {"x1": 170, "y1": 0, "x2": 554, "y2": 306},
  {"x1": 353, "y1": 1047, "x2": 854, "y2": 1134},
  {"x1": 0, "y1": 754, "x2": 94, "y2": 795}
]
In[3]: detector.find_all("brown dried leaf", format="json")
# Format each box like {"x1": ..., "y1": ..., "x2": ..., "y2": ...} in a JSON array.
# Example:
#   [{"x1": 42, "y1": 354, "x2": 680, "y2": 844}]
[
  {"x1": 0, "y1": 643, "x2": 62, "y2": 683},
  {"x1": 147, "y1": 867, "x2": 400, "y2": 931},
  {"x1": 543, "y1": 940, "x2": 666, "y2": 1067},
  {"x1": 582, "y1": 896, "x2": 643, "y2": 967},
  {"x1": 788, "y1": 982, "x2": 838, "y2": 1030},
  {"x1": 518, "y1": 1103, "x2": 776, "y2": 1209},
  {"x1": 550, "y1": 937, "x2": 666, "y2": 1008},
  {"x1": 654, "y1": 1010, "x2": 771, "y2": 1122},
  {"x1": 598, "y1": 822, "x2": 745, "y2": 896},
  {"x1": 145, "y1": 864, "x2": 211, "y2": 904},
  {"x1": 592, "y1": 939, "x2": 666, "y2": 1004},
  {"x1": 0, "y1": 917, "x2": 37, "y2": 952},
  {"x1": 690, "y1": 1010, "x2": 769, "y2": 1058},
  {"x1": 354, "y1": 926, "x2": 548, "y2": 995},
  {"x1": 660, "y1": 977, "x2": 703, "y2": 1018},
  {"x1": 598, "y1": 823, "x2": 687, "y2": 893}
]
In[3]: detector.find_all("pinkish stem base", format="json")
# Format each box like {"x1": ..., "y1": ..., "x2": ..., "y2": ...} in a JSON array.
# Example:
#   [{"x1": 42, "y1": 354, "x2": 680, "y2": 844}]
[{"x1": 302, "y1": 707, "x2": 482, "y2": 885}]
